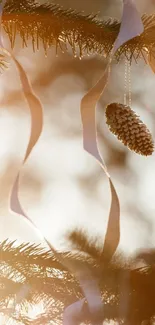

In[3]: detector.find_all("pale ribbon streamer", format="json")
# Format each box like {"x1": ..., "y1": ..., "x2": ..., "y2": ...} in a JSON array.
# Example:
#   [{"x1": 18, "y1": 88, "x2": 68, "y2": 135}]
[{"x1": 0, "y1": 1, "x2": 144, "y2": 324}]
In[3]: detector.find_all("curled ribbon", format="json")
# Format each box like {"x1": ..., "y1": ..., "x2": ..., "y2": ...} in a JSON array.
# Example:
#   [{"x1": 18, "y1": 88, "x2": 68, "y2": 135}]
[{"x1": 0, "y1": 0, "x2": 144, "y2": 324}]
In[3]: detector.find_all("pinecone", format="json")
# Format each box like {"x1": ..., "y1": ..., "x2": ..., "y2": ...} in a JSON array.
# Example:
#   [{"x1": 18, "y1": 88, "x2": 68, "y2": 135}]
[{"x1": 105, "y1": 103, "x2": 154, "y2": 156}]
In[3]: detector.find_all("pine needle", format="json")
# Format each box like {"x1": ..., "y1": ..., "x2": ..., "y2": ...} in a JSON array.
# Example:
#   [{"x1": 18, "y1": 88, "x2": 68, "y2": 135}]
[
  {"x1": 67, "y1": 229, "x2": 101, "y2": 260},
  {"x1": 0, "y1": 53, "x2": 9, "y2": 71}
]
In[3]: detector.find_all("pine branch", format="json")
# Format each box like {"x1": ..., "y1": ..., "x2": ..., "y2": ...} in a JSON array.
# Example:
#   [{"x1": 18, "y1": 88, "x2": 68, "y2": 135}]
[
  {"x1": 0, "y1": 239, "x2": 155, "y2": 324},
  {"x1": 1, "y1": 0, "x2": 155, "y2": 63},
  {"x1": 0, "y1": 240, "x2": 82, "y2": 324},
  {"x1": 0, "y1": 239, "x2": 82, "y2": 296},
  {"x1": 0, "y1": 239, "x2": 67, "y2": 273},
  {"x1": 67, "y1": 229, "x2": 102, "y2": 260}
]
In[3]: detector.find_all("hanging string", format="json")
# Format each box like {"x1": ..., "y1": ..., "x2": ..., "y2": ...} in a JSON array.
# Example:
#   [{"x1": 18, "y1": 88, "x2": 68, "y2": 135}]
[
  {"x1": 124, "y1": 58, "x2": 128, "y2": 105},
  {"x1": 124, "y1": 58, "x2": 132, "y2": 106},
  {"x1": 128, "y1": 61, "x2": 132, "y2": 107}
]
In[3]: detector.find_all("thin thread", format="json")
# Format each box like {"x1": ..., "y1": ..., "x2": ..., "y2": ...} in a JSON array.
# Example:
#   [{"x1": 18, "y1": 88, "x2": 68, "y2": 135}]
[
  {"x1": 124, "y1": 59, "x2": 132, "y2": 106},
  {"x1": 124, "y1": 58, "x2": 128, "y2": 105},
  {"x1": 128, "y1": 61, "x2": 132, "y2": 107}
]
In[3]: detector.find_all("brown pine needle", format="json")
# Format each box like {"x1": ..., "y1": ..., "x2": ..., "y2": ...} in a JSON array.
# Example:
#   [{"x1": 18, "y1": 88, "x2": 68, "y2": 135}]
[{"x1": 0, "y1": 53, "x2": 9, "y2": 72}]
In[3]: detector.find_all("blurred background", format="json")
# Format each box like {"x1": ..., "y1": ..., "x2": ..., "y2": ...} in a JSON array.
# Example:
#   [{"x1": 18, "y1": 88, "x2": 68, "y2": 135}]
[{"x1": 0, "y1": 0, "x2": 155, "y2": 257}]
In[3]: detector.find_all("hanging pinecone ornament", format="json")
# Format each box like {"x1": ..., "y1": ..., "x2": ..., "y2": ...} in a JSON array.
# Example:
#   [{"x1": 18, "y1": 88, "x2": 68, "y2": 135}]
[{"x1": 105, "y1": 103, "x2": 154, "y2": 156}]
